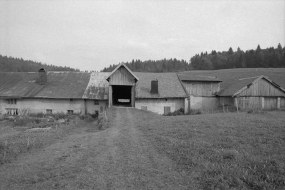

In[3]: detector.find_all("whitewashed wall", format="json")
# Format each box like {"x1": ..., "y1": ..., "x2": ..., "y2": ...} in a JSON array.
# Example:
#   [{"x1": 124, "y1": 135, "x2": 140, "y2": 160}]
[
  {"x1": 135, "y1": 98, "x2": 185, "y2": 114},
  {"x1": 190, "y1": 96, "x2": 219, "y2": 110},
  {"x1": 0, "y1": 98, "x2": 107, "y2": 115},
  {"x1": 85, "y1": 100, "x2": 108, "y2": 115}
]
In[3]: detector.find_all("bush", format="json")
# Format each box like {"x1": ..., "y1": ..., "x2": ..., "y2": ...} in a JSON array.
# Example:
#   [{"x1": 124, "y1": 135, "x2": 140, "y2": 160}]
[{"x1": 164, "y1": 108, "x2": 185, "y2": 116}]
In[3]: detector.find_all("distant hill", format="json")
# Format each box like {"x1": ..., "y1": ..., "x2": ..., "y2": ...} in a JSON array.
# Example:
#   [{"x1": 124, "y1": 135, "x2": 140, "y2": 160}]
[
  {"x1": 0, "y1": 55, "x2": 79, "y2": 72},
  {"x1": 179, "y1": 68, "x2": 285, "y2": 90}
]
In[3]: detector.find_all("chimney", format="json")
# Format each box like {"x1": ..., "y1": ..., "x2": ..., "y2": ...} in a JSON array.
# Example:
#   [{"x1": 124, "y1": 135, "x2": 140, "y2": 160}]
[
  {"x1": 150, "y1": 79, "x2": 158, "y2": 94},
  {"x1": 38, "y1": 68, "x2": 47, "y2": 85}
]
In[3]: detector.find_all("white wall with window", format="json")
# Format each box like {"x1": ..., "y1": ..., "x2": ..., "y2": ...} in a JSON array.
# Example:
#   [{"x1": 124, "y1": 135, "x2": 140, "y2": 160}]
[{"x1": 135, "y1": 98, "x2": 184, "y2": 115}]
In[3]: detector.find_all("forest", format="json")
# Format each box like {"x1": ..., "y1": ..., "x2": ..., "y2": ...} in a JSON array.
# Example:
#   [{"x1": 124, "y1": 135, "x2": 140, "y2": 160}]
[
  {"x1": 1, "y1": 43, "x2": 284, "y2": 73},
  {"x1": 0, "y1": 55, "x2": 79, "y2": 72},
  {"x1": 102, "y1": 43, "x2": 285, "y2": 72}
]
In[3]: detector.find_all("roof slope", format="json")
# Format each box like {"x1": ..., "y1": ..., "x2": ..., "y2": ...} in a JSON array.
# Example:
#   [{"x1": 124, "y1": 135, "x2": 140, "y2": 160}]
[
  {"x1": 82, "y1": 72, "x2": 109, "y2": 100},
  {"x1": 178, "y1": 74, "x2": 222, "y2": 82},
  {"x1": 180, "y1": 68, "x2": 285, "y2": 90},
  {"x1": 218, "y1": 76, "x2": 285, "y2": 96},
  {"x1": 134, "y1": 72, "x2": 187, "y2": 98},
  {"x1": 0, "y1": 72, "x2": 90, "y2": 99}
]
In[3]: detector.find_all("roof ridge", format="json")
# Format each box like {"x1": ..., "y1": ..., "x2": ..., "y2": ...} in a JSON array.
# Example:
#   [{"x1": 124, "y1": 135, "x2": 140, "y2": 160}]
[{"x1": 239, "y1": 75, "x2": 263, "y2": 80}]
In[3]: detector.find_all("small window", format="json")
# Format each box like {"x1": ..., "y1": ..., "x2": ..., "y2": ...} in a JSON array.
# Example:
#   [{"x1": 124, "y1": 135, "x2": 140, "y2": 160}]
[
  {"x1": 67, "y1": 110, "x2": 73, "y2": 114},
  {"x1": 141, "y1": 106, "x2": 147, "y2": 111},
  {"x1": 7, "y1": 99, "x2": 17, "y2": 104},
  {"x1": 164, "y1": 106, "x2": 171, "y2": 115},
  {"x1": 46, "y1": 109, "x2": 52, "y2": 114},
  {"x1": 6, "y1": 108, "x2": 18, "y2": 115},
  {"x1": 94, "y1": 100, "x2": 99, "y2": 105}
]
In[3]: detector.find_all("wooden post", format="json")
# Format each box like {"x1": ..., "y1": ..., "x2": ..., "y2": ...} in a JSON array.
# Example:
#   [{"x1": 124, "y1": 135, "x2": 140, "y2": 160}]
[
  {"x1": 84, "y1": 99, "x2": 87, "y2": 115},
  {"x1": 131, "y1": 85, "x2": 135, "y2": 107},
  {"x1": 109, "y1": 85, "x2": 112, "y2": 107},
  {"x1": 235, "y1": 97, "x2": 239, "y2": 113},
  {"x1": 261, "y1": 97, "x2": 264, "y2": 109},
  {"x1": 277, "y1": 97, "x2": 280, "y2": 109}
]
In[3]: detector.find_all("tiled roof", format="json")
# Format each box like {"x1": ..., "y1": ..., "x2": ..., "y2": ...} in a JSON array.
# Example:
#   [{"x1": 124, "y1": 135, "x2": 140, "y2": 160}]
[
  {"x1": 82, "y1": 72, "x2": 109, "y2": 100},
  {"x1": 0, "y1": 72, "x2": 90, "y2": 99},
  {"x1": 0, "y1": 71, "x2": 187, "y2": 99},
  {"x1": 178, "y1": 74, "x2": 222, "y2": 82},
  {"x1": 134, "y1": 72, "x2": 187, "y2": 98}
]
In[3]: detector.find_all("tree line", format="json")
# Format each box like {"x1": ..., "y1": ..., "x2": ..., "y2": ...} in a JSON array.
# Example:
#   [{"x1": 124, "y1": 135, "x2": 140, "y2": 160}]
[
  {"x1": 102, "y1": 43, "x2": 285, "y2": 72},
  {"x1": 0, "y1": 55, "x2": 79, "y2": 72},
  {"x1": 102, "y1": 58, "x2": 191, "y2": 72}
]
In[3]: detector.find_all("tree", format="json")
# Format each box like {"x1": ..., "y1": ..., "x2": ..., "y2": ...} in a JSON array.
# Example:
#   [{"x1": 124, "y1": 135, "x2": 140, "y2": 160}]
[{"x1": 228, "y1": 47, "x2": 233, "y2": 55}]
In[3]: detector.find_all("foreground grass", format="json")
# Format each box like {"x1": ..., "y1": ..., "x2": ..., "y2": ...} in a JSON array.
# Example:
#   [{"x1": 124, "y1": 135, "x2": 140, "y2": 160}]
[
  {"x1": 137, "y1": 110, "x2": 285, "y2": 190},
  {"x1": 0, "y1": 118, "x2": 100, "y2": 164}
]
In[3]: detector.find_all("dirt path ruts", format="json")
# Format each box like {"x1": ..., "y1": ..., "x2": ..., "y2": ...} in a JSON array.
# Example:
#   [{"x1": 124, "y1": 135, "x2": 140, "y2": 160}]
[{"x1": 0, "y1": 108, "x2": 191, "y2": 190}]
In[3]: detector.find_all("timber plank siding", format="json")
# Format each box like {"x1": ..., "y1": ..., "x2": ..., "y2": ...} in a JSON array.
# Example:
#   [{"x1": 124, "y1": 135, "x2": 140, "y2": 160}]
[
  {"x1": 239, "y1": 78, "x2": 285, "y2": 97},
  {"x1": 182, "y1": 81, "x2": 220, "y2": 97},
  {"x1": 108, "y1": 67, "x2": 136, "y2": 86}
]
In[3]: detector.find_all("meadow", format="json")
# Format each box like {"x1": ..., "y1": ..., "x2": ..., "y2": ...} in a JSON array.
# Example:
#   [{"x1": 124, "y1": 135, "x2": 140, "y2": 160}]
[{"x1": 137, "y1": 110, "x2": 285, "y2": 189}]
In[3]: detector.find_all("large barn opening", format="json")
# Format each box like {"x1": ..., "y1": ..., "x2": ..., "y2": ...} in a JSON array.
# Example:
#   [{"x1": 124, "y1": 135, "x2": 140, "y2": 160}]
[{"x1": 112, "y1": 85, "x2": 132, "y2": 107}]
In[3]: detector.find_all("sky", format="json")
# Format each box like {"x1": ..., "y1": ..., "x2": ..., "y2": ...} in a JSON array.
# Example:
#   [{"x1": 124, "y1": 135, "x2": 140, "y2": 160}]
[{"x1": 0, "y1": 0, "x2": 284, "y2": 71}]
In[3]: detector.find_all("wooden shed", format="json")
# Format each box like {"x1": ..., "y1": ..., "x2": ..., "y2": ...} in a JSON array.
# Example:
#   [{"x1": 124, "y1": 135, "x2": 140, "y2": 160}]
[
  {"x1": 178, "y1": 74, "x2": 222, "y2": 112},
  {"x1": 218, "y1": 76, "x2": 285, "y2": 110}
]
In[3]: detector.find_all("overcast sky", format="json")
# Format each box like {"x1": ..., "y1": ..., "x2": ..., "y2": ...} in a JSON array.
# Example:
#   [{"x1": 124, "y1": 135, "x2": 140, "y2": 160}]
[{"x1": 0, "y1": 0, "x2": 284, "y2": 71}]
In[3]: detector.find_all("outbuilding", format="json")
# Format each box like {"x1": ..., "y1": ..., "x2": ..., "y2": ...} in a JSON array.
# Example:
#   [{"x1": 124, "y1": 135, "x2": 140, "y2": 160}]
[{"x1": 218, "y1": 76, "x2": 285, "y2": 110}]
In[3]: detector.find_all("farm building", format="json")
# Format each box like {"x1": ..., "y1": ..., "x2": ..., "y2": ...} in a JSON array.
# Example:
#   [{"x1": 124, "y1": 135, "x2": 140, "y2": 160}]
[
  {"x1": 0, "y1": 64, "x2": 285, "y2": 116},
  {"x1": 0, "y1": 64, "x2": 187, "y2": 115},
  {"x1": 0, "y1": 69, "x2": 108, "y2": 115},
  {"x1": 178, "y1": 74, "x2": 222, "y2": 112},
  {"x1": 218, "y1": 76, "x2": 285, "y2": 110}
]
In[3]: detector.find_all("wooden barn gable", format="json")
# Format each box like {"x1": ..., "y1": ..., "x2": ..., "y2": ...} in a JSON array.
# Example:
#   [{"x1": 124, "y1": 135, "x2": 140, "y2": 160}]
[
  {"x1": 106, "y1": 63, "x2": 138, "y2": 86},
  {"x1": 233, "y1": 76, "x2": 285, "y2": 97}
]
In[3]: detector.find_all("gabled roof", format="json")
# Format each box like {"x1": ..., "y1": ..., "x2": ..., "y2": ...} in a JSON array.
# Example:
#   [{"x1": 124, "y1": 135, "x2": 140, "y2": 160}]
[
  {"x1": 218, "y1": 75, "x2": 285, "y2": 97},
  {"x1": 178, "y1": 74, "x2": 222, "y2": 82},
  {"x1": 82, "y1": 72, "x2": 109, "y2": 100},
  {"x1": 106, "y1": 63, "x2": 139, "y2": 82},
  {"x1": 134, "y1": 72, "x2": 187, "y2": 98},
  {"x1": 0, "y1": 72, "x2": 90, "y2": 99}
]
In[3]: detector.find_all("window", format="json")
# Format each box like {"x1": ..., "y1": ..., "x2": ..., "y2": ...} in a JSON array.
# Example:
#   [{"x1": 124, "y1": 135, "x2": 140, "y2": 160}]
[
  {"x1": 164, "y1": 106, "x2": 171, "y2": 115},
  {"x1": 141, "y1": 106, "x2": 147, "y2": 111},
  {"x1": 6, "y1": 108, "x2": 18, "y2": 115},
  {"x1": 46, "y1": 109, "x2": 52, "y2": 114},
  {"x1": 94, "y1": 100, "x2": 99, "y2": 105},
  {"x1": 67, "y1": 110, "x2": 73, "y2": 114},
  {"x1": 7, "y1": 99, "x2": 17, "y2": 104}
]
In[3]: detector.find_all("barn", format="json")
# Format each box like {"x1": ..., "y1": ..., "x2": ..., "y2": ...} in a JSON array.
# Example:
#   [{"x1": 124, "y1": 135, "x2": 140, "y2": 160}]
[
  {"x1": 218, "y1": 76, "x2": 285, "y2": 110},
  {"x1": 0, "y1": 64, "x2": 187, "y2": 115},
  {"x1": 178, "y1": 74, "x2": 222, "y2": 112}
]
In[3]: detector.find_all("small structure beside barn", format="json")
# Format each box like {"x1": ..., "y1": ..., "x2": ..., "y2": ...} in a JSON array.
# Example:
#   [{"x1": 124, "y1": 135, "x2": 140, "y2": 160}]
[
  {"x1": 218, "y1": 76, "x2": 285, "y2": 110},
  {"x1": 178, "y1": 74, "x2": 222, "y2": 112}
]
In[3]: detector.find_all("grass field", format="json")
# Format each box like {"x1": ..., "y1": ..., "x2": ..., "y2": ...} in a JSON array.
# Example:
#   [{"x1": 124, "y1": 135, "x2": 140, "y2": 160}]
[
  {"x1": 137, "y1": 110, "x2": 285, "y2": 189},
  {"x1": 0, "y1": 109, "x2": 285, "y2": 189}
]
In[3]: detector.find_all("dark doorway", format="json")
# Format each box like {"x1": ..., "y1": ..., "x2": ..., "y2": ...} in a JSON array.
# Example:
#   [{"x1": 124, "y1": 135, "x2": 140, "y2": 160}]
[{"x1": 112, "y1": 85, "x2": 132, "y2": 107}]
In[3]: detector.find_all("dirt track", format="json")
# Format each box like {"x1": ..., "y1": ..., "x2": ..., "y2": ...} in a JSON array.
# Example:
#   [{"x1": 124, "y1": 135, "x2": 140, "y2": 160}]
[{"x1": 0, "y1": 108, "x2": 192, "y2": 190}]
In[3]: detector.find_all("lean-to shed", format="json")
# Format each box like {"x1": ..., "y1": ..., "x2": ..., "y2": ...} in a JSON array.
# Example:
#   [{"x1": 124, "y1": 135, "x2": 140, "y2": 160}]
[{"x1": 218, "y1": 76, "x2": 285, "y2": 110}]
